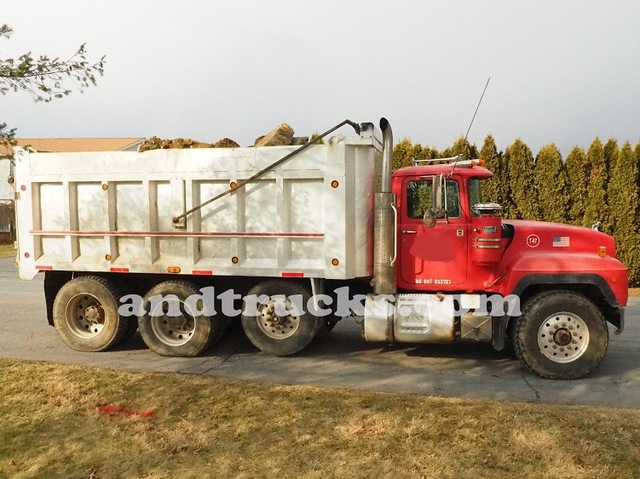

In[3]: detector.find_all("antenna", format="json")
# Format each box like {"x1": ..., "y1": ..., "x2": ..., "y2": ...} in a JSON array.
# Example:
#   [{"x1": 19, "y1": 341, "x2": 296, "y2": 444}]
[
  {"x1": 465, "y1": 77, "x2": 491, "y2": 142},
  {"x1": 450, "y1": 77, "x2": 491, "y2": 173}
]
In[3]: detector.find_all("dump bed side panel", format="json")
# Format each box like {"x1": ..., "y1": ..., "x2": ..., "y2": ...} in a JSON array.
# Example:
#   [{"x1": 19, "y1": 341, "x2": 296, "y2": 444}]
[{"x1": 15, "y1": 134, "x2": 381, "y2": 281}]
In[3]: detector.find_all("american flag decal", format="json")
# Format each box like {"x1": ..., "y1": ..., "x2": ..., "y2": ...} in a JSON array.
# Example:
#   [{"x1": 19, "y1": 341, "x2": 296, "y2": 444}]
[{"x1": 553, "y1": 236, "x2": 570, "y2": 247}]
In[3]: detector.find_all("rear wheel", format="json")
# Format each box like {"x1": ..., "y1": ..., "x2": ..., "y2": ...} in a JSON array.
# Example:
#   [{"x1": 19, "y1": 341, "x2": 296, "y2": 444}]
[
  {"x1": 513, "y1": 291, "x2": 609, "y2": 379},
  {"x1": 241, "y1": 280, "x2": 322, "y2": 356},
  {"x1": 52, "y1": 276, "x2": 128, "y2": 352},
  {"x1": 137, "y1": 281, "x2": 222, "y2": 357}
]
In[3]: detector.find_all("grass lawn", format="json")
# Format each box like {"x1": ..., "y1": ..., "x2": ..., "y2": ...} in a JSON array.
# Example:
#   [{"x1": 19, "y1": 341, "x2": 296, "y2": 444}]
[{"x1": 0, "y1": 358, "x2": 639, "y2": 479}]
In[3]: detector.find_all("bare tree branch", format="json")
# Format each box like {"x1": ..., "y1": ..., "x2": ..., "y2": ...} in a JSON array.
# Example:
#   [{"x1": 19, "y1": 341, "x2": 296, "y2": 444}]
[
  {"x1": 0, "y1": 23, "x2": 106, "y2": 148},
  {"x1": 0, "y1": 23, "x2": 105, "y2": 103}
]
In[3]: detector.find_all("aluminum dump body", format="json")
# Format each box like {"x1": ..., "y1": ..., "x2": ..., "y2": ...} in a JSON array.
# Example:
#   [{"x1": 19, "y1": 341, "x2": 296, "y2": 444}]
[{"x1": 14, "y1": 126, "x2": 382, "y2": 280}]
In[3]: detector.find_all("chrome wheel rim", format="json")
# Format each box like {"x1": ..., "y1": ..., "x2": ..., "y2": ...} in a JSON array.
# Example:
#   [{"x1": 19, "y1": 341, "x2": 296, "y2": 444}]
[
  {"x1": 149, "y1": 298, "x2": 196, "y2": 346},
  {"x1": 256, "y1": 297, "x2": 300, "y2": 340},
  {"x1": 65, "y1": 293, "x2": 106, "y2": 338},
  {"x1": 538, "y1": 312, "x2": 589, "y2": 363}
]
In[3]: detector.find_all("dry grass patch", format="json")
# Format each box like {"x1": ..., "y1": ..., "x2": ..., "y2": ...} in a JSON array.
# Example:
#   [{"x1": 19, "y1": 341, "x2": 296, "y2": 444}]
[
  {"x1": 0, "y1": 358, "x2": 639, "y2": 479},
  {"x1": 0, "y1": 244, "x2": 14, "y2": 258}
]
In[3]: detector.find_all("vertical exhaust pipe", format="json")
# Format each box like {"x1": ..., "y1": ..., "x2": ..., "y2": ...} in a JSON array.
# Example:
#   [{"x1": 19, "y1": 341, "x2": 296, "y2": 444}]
[
  {"x1": 379, "y1": 118, "x2": 392, "y2": 194},
  {"x1": 372, "y1": 118, "x2": 397, "y2": 294}
]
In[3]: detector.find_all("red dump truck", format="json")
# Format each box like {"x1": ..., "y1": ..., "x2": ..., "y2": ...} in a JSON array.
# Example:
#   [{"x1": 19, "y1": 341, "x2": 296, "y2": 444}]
[{"x1": 12, "y1": 118, "x2": 627, "y2": 378}]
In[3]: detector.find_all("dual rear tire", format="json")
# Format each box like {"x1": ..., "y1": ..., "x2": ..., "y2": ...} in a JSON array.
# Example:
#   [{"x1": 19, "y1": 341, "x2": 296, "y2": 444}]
[
  {"x1": 137, "y1": 281, "x2": 223, "y2": 357},
  {"x1": 53, "y1": 277, "x2": 223, "y2": 357},
  {"x1": 137, "y1": 279, "x2": 323, "y2": 357},
  {"x1": 241, "y1": 280, "x2": 323, "y2": 356},
  {"x1": 52, "y1": 276, "x2": 130, "y2": 352}
]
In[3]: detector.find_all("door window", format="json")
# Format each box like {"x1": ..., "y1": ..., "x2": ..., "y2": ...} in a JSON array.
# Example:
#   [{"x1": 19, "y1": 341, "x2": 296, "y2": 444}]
[{"x1": 406, "y1": 179, "x2": 461, "y2": 220}]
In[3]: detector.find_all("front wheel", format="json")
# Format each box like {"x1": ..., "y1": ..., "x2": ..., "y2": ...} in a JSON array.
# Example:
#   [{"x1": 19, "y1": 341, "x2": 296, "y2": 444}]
[{"x1": 513, "y1": 291, "x2": 609, "y2": 379}]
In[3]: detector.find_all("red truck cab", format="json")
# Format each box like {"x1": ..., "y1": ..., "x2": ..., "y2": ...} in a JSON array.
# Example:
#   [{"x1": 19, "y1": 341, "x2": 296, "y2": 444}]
[{"x1": 392, "y1": 161, "x2": 627, "y2": 377}]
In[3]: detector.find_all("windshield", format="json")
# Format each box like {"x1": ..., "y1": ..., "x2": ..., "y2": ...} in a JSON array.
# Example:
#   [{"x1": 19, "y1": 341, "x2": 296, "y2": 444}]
[{"x1": 468, "y1": 178, "x2": 484, "y2": 217}]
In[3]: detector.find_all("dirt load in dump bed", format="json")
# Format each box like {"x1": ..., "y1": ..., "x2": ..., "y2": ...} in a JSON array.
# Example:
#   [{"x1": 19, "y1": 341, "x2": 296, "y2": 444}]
[{"x1": 139, "y1": 123, "x2": 309, "y2": 152}]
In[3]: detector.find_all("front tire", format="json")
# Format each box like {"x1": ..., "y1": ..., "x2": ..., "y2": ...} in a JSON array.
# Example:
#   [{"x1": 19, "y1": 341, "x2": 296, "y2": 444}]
[
  {"x1": 513, "y1": 291, "x2": 609, "y2": 379},
  {"x1": 241, "y1": 280, "x2": 322, "y2": 356},
  {"x1": 52, "y1": 276, "x2": 129, "y2": 352}
]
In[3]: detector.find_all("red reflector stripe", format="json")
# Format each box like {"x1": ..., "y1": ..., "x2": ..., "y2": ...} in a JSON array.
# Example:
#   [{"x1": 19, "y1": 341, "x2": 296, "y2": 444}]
[
  {"x1": 36, "y1": 265, "x2": 53, "y2": 271},
  {"x1": 192, "y1": 270, "x2": 213, "y2": 275},
  {"x1": 281, "y1": 272, "x2": 304, "y2": 278},
  {"x1": 110, "y1": 267, "x2": 130, "y2": 273}
]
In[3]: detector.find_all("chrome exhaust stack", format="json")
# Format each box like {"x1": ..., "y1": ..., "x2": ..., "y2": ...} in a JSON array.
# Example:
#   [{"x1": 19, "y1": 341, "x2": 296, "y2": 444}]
[{"x1": 372, "y1": 118, "x2": 397, "y2": 295}]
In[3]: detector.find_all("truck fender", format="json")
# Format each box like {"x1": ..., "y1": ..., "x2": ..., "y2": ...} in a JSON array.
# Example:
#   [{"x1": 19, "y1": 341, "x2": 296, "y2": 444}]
[
  {"x1": 510, "y1": 273, "x2": 621, "y2": 308},
  {"x1": 492, "y1": 273, "x2": 624, "y2": 350}
]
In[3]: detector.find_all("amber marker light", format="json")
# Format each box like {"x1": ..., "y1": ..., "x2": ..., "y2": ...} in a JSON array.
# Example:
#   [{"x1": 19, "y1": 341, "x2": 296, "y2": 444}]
[
  {"x1": 230, "y1": 181, "x2": 238, "y2": 189},
  {"x1": 231, "y1": 256, "x2": 239, "y2": 264},
  {"x1": 102, "y1": 183, "x2": 109, "y2": 191},
  {"x1": 471, "y1": 159, "x2": 486, "y2": 167},
  {"x1": 167, "y1": 266, "x2": 181, "y2": 273},
  {"x1": 331, "y1": 258, "x2": 340, "y2": 266},
  {"x1": 105, "y1": 254, "x2": 112, "y2": 261},
  {"x1": 24, "y1": 252, "x2": 30, "y2": 258},
  {"x1": 598, "y1": 246, "x2": 607, "y2": 257},
  {"x1": 331, "y1": 180, "x2": 339, "y2": 188}
]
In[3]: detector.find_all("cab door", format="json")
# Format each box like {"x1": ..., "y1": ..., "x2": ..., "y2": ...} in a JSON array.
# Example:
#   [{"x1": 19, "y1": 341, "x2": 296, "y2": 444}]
[{"x1": 399, "y1": 176, "x2": 468, "y2": 288}]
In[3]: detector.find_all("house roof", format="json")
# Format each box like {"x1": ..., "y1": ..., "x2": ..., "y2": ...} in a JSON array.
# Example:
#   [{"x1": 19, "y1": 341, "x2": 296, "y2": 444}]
[{"x1": 0, "y1": 137, "x2": 145, "y2": 156}]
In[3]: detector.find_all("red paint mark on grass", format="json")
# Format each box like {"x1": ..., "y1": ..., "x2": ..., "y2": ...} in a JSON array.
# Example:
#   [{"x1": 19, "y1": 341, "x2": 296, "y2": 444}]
[{"x1": 96, "y1": 404, "x2": 155, "y2": 418}]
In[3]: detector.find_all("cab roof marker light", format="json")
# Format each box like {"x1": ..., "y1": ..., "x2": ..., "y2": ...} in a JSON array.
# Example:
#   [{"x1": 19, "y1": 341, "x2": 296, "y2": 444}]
[{"x1": 445, "y1": 159, "x2": 485, "y2": 168}]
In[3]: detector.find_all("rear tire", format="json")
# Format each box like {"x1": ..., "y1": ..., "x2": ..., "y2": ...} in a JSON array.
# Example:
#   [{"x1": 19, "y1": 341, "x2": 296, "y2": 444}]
[
  {"x1": 241, "y1": 280, "x2": 322, "y2": 356},
  {"x1": 137, "y1": 281, "x2": 222, "y2": 357},
  {"x1": 52, "y1": 276, "x2": 128, "y2": 352},
  {"x1": 513, "y1": 291, "x2": 609, "y2": 379}
]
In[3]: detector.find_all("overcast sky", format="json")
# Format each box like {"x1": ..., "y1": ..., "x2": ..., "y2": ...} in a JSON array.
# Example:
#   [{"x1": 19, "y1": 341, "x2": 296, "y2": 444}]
[{"x1": 2, "y1": 0, "x2": 639, "y2": 155}]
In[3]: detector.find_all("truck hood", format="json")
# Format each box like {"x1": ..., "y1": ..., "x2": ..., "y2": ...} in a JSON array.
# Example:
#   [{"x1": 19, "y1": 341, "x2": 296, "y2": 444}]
[
  {"x1": 498, "y1": 219, "x2": 628, "y2": 307},
  {"x1": 502, "y1": 219, "x2": 616, "y2": 256}
]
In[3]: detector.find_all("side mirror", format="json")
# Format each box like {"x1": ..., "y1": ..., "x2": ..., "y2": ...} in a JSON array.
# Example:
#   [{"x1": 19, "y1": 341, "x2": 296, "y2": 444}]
[
  {"x1": 423, "y1": 209, "x2": 437, "y2": 228},
  {"x1": 422, "y1": 174, "x2": 446, "y2": 228},
  {"x1": 432, "y1": 174, "x2": 445, "y2": 217},
  {"x1": 431, "y1": 175, "x2": 447, "y2": 218}
]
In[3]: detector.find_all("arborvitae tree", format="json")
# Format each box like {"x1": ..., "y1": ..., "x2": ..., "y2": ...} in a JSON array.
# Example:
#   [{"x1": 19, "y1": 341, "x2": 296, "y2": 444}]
[
  {"x1": 505, "y1": 139, "x2": 540, "y2": 220},
  {"x1": 439, "y1": 136, "x2": 478, "y2": 161},
  {"x1": 392, "y1": 138, "x2": 439, "y2": 171},
  {"x1": 604, "y1": 138, "x2": 619, "y2": 181},
  {"x1": 479, "y1": 135, "x2": 500, "y2": 202},
  {"x1": 535, "y1": 144, "x2": 569, "y2": 224},
  {"x1": 565, "y1": 146, "x2": 589, "y2": 225},
  {"x1": 393, "y1": 138, "x2": 417, "y2": 171},
  {"x1": 583, "y1": 138, "x2": 609, "y2": 229},
  {"x1": 479, "y1": 135, "x2": 513, "y2": 214},
  {"x1": 600, "y1": 139, "x2": 619, "y2": 233},
  {"x1": 608, "y1": 142, "x2": 639, "y2": 285}
]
